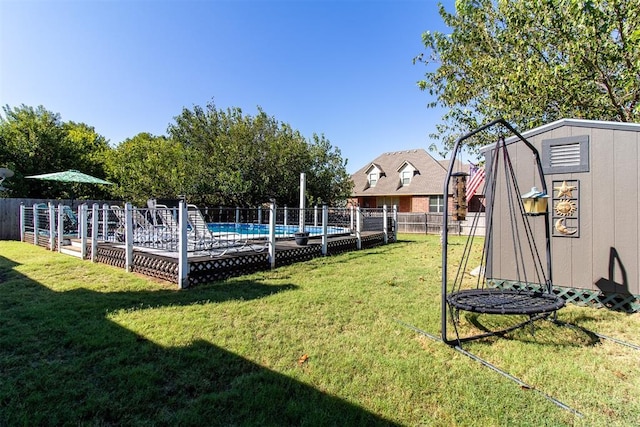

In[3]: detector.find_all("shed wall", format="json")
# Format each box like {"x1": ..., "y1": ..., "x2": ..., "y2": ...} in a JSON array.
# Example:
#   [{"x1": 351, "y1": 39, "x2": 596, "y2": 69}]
[{"x1": 488, "y1": 123, "x2": 640, "y2": 297}]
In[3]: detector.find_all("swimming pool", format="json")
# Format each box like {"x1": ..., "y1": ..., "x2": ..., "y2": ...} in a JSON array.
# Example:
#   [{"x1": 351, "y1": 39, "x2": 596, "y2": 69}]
[{"x1": 207, "y1": 223, "x2": 350, "y2": 238}]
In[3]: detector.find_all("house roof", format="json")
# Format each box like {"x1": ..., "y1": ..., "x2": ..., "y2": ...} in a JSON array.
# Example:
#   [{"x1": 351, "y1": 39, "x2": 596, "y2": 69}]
[{"x1": 351, "y1": 149, "x2": 468, "y2": 196}]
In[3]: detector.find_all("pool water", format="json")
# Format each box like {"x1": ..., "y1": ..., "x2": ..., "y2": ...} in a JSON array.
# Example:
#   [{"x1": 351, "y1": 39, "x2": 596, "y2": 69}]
[{"x1": 207, "y1": 223, "x2": 348, "y2": 237}]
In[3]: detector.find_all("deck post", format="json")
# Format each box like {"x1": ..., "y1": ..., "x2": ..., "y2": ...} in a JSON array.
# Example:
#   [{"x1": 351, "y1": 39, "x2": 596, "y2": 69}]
[
  {"x1": 393, "y1": 205, "x2": 398, "y2": 241},
  {"x1": 350, "y1": 206, "x2": 354, "y2": 231},
  {"x1": 125, "y1": 203, "x2": 134, "y2": 272},
  {"x1": 57, "y1": 204, "x2": 64, "y2": 252},
  {"x1": 321, "y1": 205, "x2": 328, "y2": 255},
  {"x1": 283, "y1": 205, "x2": 288, "y2": 228},
  {"x1": 178, "y1": 200, "x2": 189, "y2": 289},
  {"x1": 268, "y1": 201, "x2": 276, "y2": 269},
  {"x1": 19, "y1": 204, "x2": 25, "y2": 242},
  {"x1": 356, "y1": 206, "x2": 362, "y2": 250},
  {"x1": 32, "y1": 204, "x2": 39, "y2": 245},
  {"x1": 48, "y1": 203, "x2": 56, "y2": 251},
  {"x1": 383, "y1": 205, "x2": 388, "y2": 244},
  {"x1": 91, "y1": 204, "x2": 99, "y2": 262},
  {"x1": 102, "y1": 204, "x2": 109, "y2": 241},
  {"x1": 80, "y1": 204, "x2": 88, "y2": 259}
]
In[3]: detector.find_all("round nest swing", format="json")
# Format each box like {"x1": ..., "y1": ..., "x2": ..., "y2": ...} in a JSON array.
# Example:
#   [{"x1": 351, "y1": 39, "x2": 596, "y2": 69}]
[
  {"x1": 446, "y1": 289, "x2": 565, "y2": 315},
  {"x1": 441, "y1": 119, "x2": 565, "y2": 343}
]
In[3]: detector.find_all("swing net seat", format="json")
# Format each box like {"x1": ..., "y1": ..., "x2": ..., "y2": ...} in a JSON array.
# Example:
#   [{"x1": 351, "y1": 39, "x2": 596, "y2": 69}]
[
  {"x1": 441, "y1": 119, "x2": 564, "y2": 344},
  {"x1": 447, "y1": 289, "x2": 565, "y2": 316}
]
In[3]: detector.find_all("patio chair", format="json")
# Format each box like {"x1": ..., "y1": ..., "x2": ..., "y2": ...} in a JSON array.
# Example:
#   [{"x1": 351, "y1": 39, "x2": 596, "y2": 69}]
[
  {"x1": 112, "y1": 205, "x2": 171, "y2": 244},
  {"x1": 186, "y1": 204, "x2": 260, "y2": 255}
]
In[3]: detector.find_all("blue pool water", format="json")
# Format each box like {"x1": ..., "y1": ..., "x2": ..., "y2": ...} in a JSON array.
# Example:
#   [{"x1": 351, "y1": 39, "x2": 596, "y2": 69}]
[{"x1": 207, "y1": 223, "x2": 348, "y2": 237}]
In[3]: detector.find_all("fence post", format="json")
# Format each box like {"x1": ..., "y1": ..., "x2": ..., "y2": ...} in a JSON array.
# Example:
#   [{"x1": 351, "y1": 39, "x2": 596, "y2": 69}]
[
  {"x1": 283, "y1": 205, "x2": 288, "y2": 228},
  {"x1": 91, "y1": 204, "x2": 99, "y2": 262},
  {"x1": 314, "y1": 205, "x2": 319, "y2": 227},
  {"x1": 19, "y1": 204, "x2": 25, "y2": 242},
  {"x1": 235, "y1": 207, "x2": 240, "y2": 224},
  {"x1": 48, "y1": 203, "x2": 56, "y2": 251},
  {"x1": 383, "y1": 205, "x2": 388, "y2": 244},
  {"x1": 102, "y1": 204, "x2": 109, "y2": 241},
  {"x1": 57, "y1": 204, "x2": 64, "y2": 252},
  {"x1": 258, "y1": 206, "x2": 262, "y2": 224},
  {"x1": 350, "y1": 206, "x2": 354, "y2": 232},
  {"x1": 125, "y1": 203, "x2": 133, "y2": 272},
  {"x1": 178, "y1": 200, "x2": 189, "y2": 289},
  {"x1": 393, "y1": 205, "x2": 398, "y2": 242},
  {"x1": 80, "y1": 204, "x2": 88, "y2": 259},
  {"x1": 32, "y1": 204, "x2": 39, "y2": 245},
  {"x1": 322, "y1": 205, "x2": 328, "y2": 255},
  {"x1": 268, "y1": 202, "x2": 276, "y2": 269},
  {"x1": 356, "y1": 207, "x2": 362, "y2": 250}
]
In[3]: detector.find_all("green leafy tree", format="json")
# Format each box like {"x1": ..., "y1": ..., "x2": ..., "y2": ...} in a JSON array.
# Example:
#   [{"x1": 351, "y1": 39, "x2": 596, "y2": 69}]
[
  {"x1": 0, "y1": 105, "x2": 112, "y2": 199},
  {"x1": 417, "y1": 0, "x2": 640, "y2": 153},
  {"x1": 105, "y1": 133, "x2": 190, "y2": 206},
  {"x1": 168, "y1": 101, "x2": 351, "y2": 207}
]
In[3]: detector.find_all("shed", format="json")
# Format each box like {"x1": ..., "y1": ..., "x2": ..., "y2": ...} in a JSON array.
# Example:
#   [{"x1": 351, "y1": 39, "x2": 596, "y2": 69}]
[{"x1": 482, "y1": 119, "x2": 640, "y2": 312}]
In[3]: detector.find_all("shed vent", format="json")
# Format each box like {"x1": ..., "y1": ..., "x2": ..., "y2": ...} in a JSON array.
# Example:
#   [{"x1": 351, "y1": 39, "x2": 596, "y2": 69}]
[
  {"x1": 550, "y1": 143, "x2": 581, "y2": 167},
  {"x1": 542, "y1": 135, "x2": 589, "y2": 174}
]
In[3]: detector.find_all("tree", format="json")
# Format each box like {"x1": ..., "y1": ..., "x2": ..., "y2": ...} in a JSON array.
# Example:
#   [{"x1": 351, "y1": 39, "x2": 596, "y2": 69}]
[
  {"x1": 105, "y1": 133, "x2": 190, "y2": 205},
  {"x1": 168, "y1": 100, "x2": 352, "y2": 207},
  {"x1": 0, "y1": 105, "x2": 112, "y2": 199},
  {"x1": 417, "y1": 0, "x2": 640, "y2": 153}
]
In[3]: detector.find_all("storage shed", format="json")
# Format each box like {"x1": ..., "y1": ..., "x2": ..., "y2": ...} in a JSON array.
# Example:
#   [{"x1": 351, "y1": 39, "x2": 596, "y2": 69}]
[{"x1": 482, "y1": 119, "x2": 640, "y2": 312}]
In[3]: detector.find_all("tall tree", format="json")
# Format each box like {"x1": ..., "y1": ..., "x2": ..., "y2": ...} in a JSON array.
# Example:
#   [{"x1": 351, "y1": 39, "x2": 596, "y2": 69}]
[
  {"x1": 0, "y1": 105, "x2": 112, "y2": 199},
  {"x1": 417, "y1": 0, "x2": 640, "y2": 152},
  {"x1": 168, "y1": 101, "x2": 351, "y2": 207},
  {"x1": 105, "y1": 133, "x2": 190, "y2": 206}
]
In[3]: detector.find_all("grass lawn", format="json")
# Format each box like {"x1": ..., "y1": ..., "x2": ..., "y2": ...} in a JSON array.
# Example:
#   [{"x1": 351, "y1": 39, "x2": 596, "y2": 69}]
[{"x1": 1, "y1": 235, "x2": 639, "y2": 426}]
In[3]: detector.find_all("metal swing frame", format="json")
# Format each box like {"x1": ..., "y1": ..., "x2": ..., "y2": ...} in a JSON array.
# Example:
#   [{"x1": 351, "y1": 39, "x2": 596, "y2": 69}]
[{"x1": 441, "y1": 118, "x2": 564, "y2": 346}]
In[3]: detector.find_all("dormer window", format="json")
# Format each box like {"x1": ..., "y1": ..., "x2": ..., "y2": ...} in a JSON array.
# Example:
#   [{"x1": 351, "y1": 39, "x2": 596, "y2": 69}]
[
  {"x1": 366, "y1": 164, "x2": 384, "y2": 188},
  {"x1": 401, "y1": 170, "x2": 411, "y2": 185},
  {"x1": 398, "y1": 161, "x2": 418, "y2": 186},
  {"x1": 369, "y1": 172, "x2": 378, "y2": 187}
]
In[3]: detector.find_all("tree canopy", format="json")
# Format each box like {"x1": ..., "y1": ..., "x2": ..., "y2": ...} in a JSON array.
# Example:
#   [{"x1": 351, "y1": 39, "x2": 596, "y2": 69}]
[
  {"x1": 165, "y1": 101, "x2": 352, "y2": 207},
  {"x1": 0, "y1": 105, "x2": 111, "y2": 199},
  {"x1": 2, "y1": 102, "x2": 352, "y2": 206},
  {"x1": 417, "y1": 0, "x2": 640, "y2": 153}
]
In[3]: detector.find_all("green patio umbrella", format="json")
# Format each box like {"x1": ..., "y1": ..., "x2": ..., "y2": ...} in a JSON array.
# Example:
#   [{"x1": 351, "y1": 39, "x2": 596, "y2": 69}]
[
  {"x1": 26, "y1": 169, "x2": 113, "y2": 185},
  {"x1": 26, "y1": 169, "x2": 113, "y2": 202}
]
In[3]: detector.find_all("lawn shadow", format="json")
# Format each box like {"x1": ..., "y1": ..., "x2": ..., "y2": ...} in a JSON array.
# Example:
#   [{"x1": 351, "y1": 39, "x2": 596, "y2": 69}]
[
  {"x1": 0, "y1": 255, "x2": 398, "y2": 426},
  {"x1": 464, "y1": 313, "x2": 600, "y2": 347}
]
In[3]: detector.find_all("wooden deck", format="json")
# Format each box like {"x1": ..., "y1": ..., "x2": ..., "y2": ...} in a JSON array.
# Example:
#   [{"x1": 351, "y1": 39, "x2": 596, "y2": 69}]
[{"x1": 31, "y1": 231, "x2": 392, "y2": 287}]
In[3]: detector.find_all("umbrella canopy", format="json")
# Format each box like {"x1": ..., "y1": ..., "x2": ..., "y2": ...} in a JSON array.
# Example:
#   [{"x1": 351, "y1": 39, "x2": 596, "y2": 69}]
[{"x1": 26, "y1": 169, "x2": 113, "y2": 185}]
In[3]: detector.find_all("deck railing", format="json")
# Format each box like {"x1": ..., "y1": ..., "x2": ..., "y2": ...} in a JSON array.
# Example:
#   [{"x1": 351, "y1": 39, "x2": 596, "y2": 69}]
[{"x1": 20, "y1": 202, "x2": 398, "y2": 288}]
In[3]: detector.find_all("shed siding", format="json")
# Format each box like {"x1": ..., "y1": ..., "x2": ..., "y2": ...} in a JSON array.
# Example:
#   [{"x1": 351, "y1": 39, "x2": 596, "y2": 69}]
[
  {"x1": 487, "y1": 121, "x2": 640, "y2": 297},
  {"x1": 613, "y1": 129, "x2": 638, "y2": 295}
]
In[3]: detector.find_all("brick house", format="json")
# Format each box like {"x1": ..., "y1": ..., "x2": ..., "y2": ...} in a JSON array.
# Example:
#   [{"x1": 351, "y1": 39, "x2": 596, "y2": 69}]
[{"x1": 349, "y1": 149, "x2": 473, "y2": 213}]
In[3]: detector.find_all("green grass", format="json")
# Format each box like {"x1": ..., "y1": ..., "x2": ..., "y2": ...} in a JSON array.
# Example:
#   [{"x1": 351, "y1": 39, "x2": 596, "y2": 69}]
[{"x1": 1, "y1": 235, "x2": 639, "y2": 426}]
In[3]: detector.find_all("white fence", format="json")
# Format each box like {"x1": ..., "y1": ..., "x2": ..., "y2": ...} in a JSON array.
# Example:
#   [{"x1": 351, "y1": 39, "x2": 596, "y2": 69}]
[{"x1": 19, "y1": 202, "x2": 399, "y2": 288}]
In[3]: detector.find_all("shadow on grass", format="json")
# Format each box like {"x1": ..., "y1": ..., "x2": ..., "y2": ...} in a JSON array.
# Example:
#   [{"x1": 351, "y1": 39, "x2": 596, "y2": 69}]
[
  {"x1": 0, "y1": 255, "x2": 399, "y2": 426},
  {"x1": 464, "y1": 313, "x2": 600, "y2": 347}
]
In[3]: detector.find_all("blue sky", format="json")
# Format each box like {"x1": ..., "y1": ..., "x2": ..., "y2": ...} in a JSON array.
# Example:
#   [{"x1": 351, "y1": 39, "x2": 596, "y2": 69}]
[{"x1": 1, "y1": 0, "x2": 455, "y2": 173}]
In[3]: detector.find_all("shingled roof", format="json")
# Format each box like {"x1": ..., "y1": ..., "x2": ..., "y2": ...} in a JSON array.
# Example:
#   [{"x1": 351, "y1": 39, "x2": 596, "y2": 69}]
[{"x1": 351, "y1": 149, "x2": 467, "y2": 197}]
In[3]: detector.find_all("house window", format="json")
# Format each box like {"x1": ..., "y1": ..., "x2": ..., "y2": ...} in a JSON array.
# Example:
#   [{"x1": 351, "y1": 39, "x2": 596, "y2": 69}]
[
  {"x1": 401, "y1": 170, "x2": 412, "y2": 185},
  {"x1": 369, "y1": 172, "x2": 378, "y2": 187},
  {"x1": 429, "y1": 196, "x2": 444, "y2": 213},
  {"x1": 542, "y1": 135, "x2": 589, "y2": 174}
]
